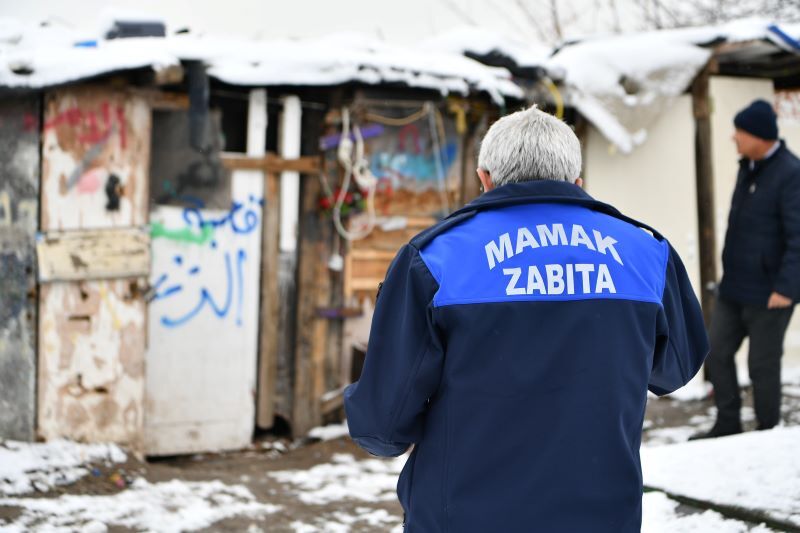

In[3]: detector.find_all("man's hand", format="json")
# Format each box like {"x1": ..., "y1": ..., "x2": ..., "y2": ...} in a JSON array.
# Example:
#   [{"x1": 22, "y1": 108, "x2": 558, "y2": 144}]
[{"x1": 767, "y1": 291, "x2": 793, "y2": 309}]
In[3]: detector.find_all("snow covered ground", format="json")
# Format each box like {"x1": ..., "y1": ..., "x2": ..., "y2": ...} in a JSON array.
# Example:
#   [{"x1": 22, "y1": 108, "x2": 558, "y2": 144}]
[
  {"x1": 0, "y1": 479, "x2": 280, "y2": 533},
  {"x1": 0, "y1": 437, "x2": 785, "y2": 532},
  {"x1": 0, "y1": 439, "x2": 126, "y2": 496},
  {"x1": 643, "y1": 427, "x2": 800, "y2": 529},
  {"x1": 2, "y1": 374, "x2": 799, "y2": 532}
]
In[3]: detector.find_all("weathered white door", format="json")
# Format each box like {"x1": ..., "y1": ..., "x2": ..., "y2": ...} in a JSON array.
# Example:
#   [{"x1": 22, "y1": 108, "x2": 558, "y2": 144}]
[
  {"x1": 144, "y1": 90, "x2": 267, "y2": 455},
  {"x1": 145, "y1": 173, "x2": 263, "y2": 455},
  {"x1": 37, "y1": 86, "x2": 151, "y2": 450}
]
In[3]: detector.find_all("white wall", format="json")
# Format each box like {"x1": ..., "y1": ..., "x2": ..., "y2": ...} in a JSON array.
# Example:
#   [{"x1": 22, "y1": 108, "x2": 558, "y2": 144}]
[
  {"x1": 776, "y1": 88, "x2": 800, "y2": 368},
  {"x1": 708, "y1": 76, "x2": 775, "y2": 271},
  {"x1": 585, "y1": 94, "x2": 701, "y2": 294}
]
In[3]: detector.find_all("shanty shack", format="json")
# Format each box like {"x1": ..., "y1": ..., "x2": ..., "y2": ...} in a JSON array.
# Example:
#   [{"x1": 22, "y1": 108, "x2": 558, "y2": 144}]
[{"x1": 0, "y1": 18, "x2": 521, "y2": 452}]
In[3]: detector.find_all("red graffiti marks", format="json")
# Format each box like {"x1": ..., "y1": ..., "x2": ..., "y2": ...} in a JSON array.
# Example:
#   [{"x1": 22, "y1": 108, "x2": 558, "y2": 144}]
[
  {"x1": 44, "y1": 102, "x2": 127, "y2": 150},
  {"x1": 22, "y1": 113, "x2": 38, "y2": 132}
]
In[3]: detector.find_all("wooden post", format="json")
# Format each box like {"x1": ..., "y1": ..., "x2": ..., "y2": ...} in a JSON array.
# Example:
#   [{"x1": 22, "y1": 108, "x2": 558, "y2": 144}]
[
  {"x1": 461, "y1": 111, "x2": 485, "y2": 203},
  {"x1": 219, "y1": 149, "x2": 320, "y2": 430},
  {"x1": 256, "y1": 171, "x2": 281, "y2": 428},
  {"x1": 692, "y1": 66, "x2": 717, "y2": 326},
  {"x1": 292, "y1": 171, "x2": 331, "y2": 436}
]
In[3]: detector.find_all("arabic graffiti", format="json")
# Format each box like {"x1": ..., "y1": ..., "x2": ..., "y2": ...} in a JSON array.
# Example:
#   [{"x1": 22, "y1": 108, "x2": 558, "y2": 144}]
[
  {"x1": 152, "y1": 249, "x2": 247, "y2": 327},
  {"x1": 150, "y1": 195, "x2": 262, "y2": 245},
  {"x1": 150, "y1": 195, "x2": 262, "y2": 328}
]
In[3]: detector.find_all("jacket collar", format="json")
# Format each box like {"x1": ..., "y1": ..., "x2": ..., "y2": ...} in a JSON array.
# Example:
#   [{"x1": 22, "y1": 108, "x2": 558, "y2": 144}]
[
  {"x1": 446, "y1": 179, "x2": 664, "y2": 240},
  {"x1": 740, "y1": 139, "x2": 786, "y2": 174}
]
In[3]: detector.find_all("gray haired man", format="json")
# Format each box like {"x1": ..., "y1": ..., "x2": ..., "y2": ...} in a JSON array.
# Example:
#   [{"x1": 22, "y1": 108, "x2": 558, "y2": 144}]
[{"x1": 345, "y1": 106, "x2": 707, "y2": 531}]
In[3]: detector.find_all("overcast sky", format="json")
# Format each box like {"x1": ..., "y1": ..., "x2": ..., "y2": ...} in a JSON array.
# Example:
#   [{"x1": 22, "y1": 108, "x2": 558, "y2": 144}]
[{"x1": 1, "y1": 0, "x2": 642, "y2": 45}]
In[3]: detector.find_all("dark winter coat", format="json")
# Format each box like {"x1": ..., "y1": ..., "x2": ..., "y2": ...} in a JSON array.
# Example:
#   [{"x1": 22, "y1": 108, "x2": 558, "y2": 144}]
[
  {"x1": 344, "y1": 180, "x2": 708, "y2": 532},
  {"x1": 719, "y1": 141, "x2": 800, "y2": 306}
]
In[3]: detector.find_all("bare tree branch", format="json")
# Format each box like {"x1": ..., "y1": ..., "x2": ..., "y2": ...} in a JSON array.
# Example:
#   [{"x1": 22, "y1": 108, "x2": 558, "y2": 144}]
[{"x1": 441, "y1": 0, "x2": 479, "y2": 26}]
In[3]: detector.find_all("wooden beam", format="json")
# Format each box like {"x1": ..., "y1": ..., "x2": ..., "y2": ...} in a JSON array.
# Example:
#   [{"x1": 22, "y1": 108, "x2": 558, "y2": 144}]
[
  {"x1": 220, "y1": 153, "x2": 320, "y2": 175},
  {"x1": 37, "y1": 228, "x2": 150, "y2": 282},
  {"x1": 133, "y1": 89, "x2": 189, "y2": 110},
  {"x1": 691, "y1": 65, "x2": 717, "y2": 327}
]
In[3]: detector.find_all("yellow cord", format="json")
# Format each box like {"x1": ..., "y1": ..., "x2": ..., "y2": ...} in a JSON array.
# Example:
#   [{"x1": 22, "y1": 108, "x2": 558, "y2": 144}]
[{"x1": 541, "y1": 77, "x2": 564, "y2": 120}]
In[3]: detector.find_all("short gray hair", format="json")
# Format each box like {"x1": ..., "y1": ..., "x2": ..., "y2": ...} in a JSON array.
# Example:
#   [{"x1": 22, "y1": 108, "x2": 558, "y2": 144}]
[{"x1": 478, "y1": 106, "x2": 582, "y2": 187}]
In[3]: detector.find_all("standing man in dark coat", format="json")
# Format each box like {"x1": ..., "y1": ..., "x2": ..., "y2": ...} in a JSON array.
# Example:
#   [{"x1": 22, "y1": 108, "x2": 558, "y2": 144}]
[
  {"x1": 345, "y1": 106, "x2": 708, "y2": 532},
  {"x1": 692, "y1": 99, "x2": 800, "y2": 440}
]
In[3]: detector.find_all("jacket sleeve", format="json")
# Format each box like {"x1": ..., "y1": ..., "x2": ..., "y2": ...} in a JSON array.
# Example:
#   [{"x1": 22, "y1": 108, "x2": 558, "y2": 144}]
[
  {"x1": 650, "y1": 243, "x2": 709, "y2": 396},
  {"x1": 344, "y1": 244, "x2": 444, "y2": 457},
  {"x1": 773, "y1": 168, "x2": 800, "y2": 300}
]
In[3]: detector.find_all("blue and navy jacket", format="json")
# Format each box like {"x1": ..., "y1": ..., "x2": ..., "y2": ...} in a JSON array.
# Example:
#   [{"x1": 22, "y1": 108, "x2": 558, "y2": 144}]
[{"x1": 344, "y1": 180, "x2": 709, "y2": 532}]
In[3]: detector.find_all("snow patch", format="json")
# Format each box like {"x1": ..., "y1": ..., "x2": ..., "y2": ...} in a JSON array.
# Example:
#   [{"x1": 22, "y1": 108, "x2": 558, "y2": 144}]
[
  {"x1": 642, "y1": 492, "x2": 773, "y2": 532},
  {"x1": 0, "y1": 478, "x2": 281, "y2": 532},
  {"x1": 269, "y1": 452, "x2": 405, "y2": 505},
  {"x1": 0, "y1": 439, "x2": 126, "y2": 495},
  {"x1": 642, "y1": 426, "x2": 800, "y2": 527},
  {"x1": 307, "y1": 421, "x2": 350, "y2": 442},
  {"x1": 290, "y1": 508, "x2": 403, "y2": 532}
]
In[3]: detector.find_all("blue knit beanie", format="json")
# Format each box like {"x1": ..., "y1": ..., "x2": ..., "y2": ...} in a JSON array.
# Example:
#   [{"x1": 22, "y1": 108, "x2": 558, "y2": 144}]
[{"x1": 733, "y1": 99, "x2": 778, "y2": 140}]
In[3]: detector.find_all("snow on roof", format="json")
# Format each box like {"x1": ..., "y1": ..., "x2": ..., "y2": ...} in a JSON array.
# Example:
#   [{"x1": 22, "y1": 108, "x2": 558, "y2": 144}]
[
  {"x1": 0, "y1": 20, "x2": 522, "y2": 104},
  {"x1": 419, "y1": 26, "x2": 551, "y2": 70},
  {"x1": 548, "y1": 18, "x2": 800, "y2": 153}
]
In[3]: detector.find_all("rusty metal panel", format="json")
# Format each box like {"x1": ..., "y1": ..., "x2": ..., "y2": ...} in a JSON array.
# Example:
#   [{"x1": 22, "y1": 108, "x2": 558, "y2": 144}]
[
  {"x1": 40, "y1": 86, "x2": 150, "y2": 231},
  {"x1": 38, "y1": 85, "x2": 150, "y2": 449},
  {"x1": 0, "y1": 95, "x2": 40, "y2": 441},
  {"x1": 37, "y1": 228, "x2": 150, "y2": 282},
  {"x1": 38, "y1": 280, "x2": 145, "y2": 448}
]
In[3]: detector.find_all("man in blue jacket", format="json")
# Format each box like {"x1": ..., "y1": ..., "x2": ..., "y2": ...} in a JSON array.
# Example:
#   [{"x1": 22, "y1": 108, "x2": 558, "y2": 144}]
[
  {"x1": 692, "y1": 100, "x2": 800, "y2": 440},
  {"x1": 344, "y1": 106, "x2": 708, "y2": 532}
]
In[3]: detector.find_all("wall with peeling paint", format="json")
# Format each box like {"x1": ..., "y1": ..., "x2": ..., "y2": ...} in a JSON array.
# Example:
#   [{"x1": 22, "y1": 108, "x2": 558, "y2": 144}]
[
  {"x1": 145, "y1": 172, "x2": 263, "y2": 455},
  {"x1": 40, "y1": 86, "x2": 149, "y2": 231},
  {"x1": 0, "y1": 95, "x2": 41, "y2": 441},
  {"x1": 38, "y1": 86, "x2": 150, "y2": 449},
  {"x1": 37, "y1": 280, "x2": 146, "y2": 447}
]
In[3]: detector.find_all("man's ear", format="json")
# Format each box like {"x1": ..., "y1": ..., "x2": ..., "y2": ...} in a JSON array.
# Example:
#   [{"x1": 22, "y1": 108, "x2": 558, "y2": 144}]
[
  {"x1": 477, "y1": 168, "x2": 494, "y2": 192},
  {"x1": 574, "y1": 177, "x2": 584, "y2": 188}
]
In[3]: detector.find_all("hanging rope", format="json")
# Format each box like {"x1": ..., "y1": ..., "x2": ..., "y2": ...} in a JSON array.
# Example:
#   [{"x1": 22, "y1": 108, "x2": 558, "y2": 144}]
[
  {"x1": 365, "y1": 106, "x2": 430, "y2": 127},
  {"x1": 331, "y1": 108, "x2": 378, "y2": 242}
]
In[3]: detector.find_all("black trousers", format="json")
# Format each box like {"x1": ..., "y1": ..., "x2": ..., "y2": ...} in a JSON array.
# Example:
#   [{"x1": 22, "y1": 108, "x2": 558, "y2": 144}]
[{"x1": 706, "y1": 296, "x2": 793, "y2": 430}]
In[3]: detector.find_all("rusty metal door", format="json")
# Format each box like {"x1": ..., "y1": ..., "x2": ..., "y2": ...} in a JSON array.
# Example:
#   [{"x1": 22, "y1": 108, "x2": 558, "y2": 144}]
[
  {"x1": 37, "y1": 86, "x2": 150, "y2": 450},
  {"x1": 0, "y1": 95, "x2": 41, "y2": 441}
]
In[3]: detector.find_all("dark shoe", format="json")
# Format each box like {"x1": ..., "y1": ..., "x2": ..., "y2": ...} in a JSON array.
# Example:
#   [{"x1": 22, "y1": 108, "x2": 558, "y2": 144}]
[{"x1": 688, "y1": 424, "x2": 742, "y2": 441}]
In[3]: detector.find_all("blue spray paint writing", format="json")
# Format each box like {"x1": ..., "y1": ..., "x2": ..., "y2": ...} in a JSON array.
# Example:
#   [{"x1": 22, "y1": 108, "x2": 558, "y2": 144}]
[
  {"x1": 153, "y1": 249, "x2": 247, "y2": 327},
  {"x1": 151, "y1": 196, "x2": 262, "y2": 328}
]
